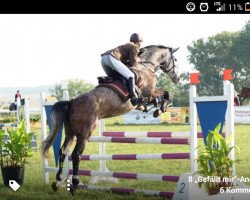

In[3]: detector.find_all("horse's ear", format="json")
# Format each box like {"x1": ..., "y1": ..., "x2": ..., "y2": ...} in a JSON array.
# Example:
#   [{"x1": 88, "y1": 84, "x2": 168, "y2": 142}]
[{"x1": 171, "y1": 47, "x2": 179, "y2": 53}]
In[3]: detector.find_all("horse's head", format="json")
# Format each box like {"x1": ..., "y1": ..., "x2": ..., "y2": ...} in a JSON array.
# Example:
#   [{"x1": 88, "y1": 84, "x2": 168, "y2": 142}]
[
  {"x1": 139, "y1": 45, "x2": 180, "y2": 83},
  {"x1": 240, "y1": 86, "x2": 250, "y2": 98},
  {"x1": 158, "y1": 46, "x2": 180, "y2": 83}
]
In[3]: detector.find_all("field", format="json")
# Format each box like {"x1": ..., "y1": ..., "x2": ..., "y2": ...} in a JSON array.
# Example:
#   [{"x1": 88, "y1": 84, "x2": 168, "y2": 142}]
[{"x1": 0, "y1": 118, "x2": 250, "y2": 200}]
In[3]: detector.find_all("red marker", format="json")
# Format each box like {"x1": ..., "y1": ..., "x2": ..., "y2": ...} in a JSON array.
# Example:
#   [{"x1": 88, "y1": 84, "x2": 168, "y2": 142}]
[
  {"x1": 223, "y1": 69, "x2": 234, "y2": 80},
  {"x1": 190, "y1": 72, "x2": 200, "y2": 85}
]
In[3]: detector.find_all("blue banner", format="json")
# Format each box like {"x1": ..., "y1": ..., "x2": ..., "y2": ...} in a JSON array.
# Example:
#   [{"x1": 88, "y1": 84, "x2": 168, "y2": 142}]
[
  {"x1": 196, "y1": 101, "x2": 227, "y2": 144},
  {"x1": 45, "y1": 105, "x2": 62, "y2": 167}
]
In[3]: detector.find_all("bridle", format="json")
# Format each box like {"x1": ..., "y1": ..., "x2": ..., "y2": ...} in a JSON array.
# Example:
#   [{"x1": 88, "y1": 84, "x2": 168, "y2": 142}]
[
  {"x1": 139, "y1": 51, "x2": 177, "y2": 79},
  {"x1": 159, "y1": 54, "x2": 175, "y2": 73},
  {"x1": 160, "y1": 55, "x2": 179, "y2": 83}
]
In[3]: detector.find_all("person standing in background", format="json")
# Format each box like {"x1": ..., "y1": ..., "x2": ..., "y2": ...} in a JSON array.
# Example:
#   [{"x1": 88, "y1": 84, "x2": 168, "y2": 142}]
[{"x1": 15, "y1": 90, "x2": 21, "y2": 107}]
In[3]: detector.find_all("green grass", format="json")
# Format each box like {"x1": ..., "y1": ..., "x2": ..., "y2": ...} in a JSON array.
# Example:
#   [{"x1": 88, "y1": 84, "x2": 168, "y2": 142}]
[{"x1": 0, "y1": 118, "x2": 250, "y2": 200}]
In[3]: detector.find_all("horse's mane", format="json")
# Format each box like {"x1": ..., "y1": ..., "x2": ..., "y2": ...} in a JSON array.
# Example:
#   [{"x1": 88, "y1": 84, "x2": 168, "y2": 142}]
[
  {"x1": 138, "y1": 45, "x2": 171, "y2": 57},
  {"x1": 141, "y1": 45, "x2": 171, "y2": 49}
]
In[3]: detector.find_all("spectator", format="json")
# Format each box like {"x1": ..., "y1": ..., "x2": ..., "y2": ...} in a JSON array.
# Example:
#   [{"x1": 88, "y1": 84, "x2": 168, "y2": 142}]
[{"x1": 15, "y1": 90, "x2": 21, "y2": 107}]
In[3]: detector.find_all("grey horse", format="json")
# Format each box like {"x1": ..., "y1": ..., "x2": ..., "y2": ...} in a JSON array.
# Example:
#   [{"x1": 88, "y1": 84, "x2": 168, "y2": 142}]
[{"x1": 41, "y1": 45, "x2": 180, "y2": 195}]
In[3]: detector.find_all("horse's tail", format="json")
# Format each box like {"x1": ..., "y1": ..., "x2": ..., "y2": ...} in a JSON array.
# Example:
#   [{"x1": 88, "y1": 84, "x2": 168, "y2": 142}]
[{"x1": 41, "y1": 101, "x2": 70, "y2": 158}]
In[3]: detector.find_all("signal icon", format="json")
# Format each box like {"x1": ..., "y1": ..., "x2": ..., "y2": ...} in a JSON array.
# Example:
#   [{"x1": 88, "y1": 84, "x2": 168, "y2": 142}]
[{"x1": 214, "y1": 2, "x2": 225, "y2": 11}]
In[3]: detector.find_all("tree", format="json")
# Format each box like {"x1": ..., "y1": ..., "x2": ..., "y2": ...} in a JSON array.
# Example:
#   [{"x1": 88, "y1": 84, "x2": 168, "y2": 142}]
[
  {"x1": 50, "y1": 79, "x2": 95, "y2": 100},
  {"x1": 187, "y1": 31, "x2": 240, "y2": 96},
  {"x1": 230, "y1": 20, "x2": 250, "y2": 90},
  {"x1": 157, "y1": 21, "x2": 250, "y2": 106},
  {"x1": 156, "y1": 72, "x2": 176, "y2": 95}
]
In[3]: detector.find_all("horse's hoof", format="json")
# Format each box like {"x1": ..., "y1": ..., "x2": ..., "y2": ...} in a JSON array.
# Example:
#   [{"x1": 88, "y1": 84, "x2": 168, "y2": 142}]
[
  {"x1": 56, "y1": 175, "x2": 62, "y2": 181},
  {"x1": 153, "y1": 109, "x2": 162, "y2": 118},
  {"x1": 51, "y1": 182, "x2": 59, "y2": 192},
  {"x1": 70, "y1": 186, "x2": 77, "y2": 196},
  {"x1": 160, "y1": 106, "x2": 167, "y2": 113},
  {"x1": 137, "y1": 105, "x2": 145, "y2": 110}
]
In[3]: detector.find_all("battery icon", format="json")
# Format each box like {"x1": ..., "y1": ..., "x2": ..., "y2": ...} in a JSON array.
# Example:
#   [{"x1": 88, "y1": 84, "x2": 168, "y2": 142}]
[{"x1": 245, "y1": 2, "x2": 250, "y2": 11}]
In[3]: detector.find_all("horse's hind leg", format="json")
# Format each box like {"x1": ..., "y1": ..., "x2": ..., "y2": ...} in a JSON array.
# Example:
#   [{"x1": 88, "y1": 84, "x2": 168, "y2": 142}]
[
  {"x1": 70, "y1": 134, "x2": 89, "y2": 196},
  {"x1": 52, "y1": 130, "x2": 74, "y2": 192},
  {"x1": 56, "y1": 134, "x2": 74, "y2": 181}
]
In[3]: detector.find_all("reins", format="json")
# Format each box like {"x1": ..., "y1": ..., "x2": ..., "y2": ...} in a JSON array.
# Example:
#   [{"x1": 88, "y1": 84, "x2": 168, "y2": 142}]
[{"x1": 139, "y1": 61, "x2": 160, "y2": 73}]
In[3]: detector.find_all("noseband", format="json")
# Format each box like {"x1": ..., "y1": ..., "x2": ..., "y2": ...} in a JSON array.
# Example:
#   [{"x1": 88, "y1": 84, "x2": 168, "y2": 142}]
[{"x1": 160, "y1": 54, "x2": 175, "y2": 73}]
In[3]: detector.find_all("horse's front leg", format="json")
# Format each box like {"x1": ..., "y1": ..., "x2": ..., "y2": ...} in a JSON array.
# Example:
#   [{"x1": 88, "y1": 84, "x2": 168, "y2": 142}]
[
  {"x1": 70, "y1": 135, "x2": 88, "y2": 196},
  {"x1": 150, "y1": 89, "x2": 170, "y2": 118}
]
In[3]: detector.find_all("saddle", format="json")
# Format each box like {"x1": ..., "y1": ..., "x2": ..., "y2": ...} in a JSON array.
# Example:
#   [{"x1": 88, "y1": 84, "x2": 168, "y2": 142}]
[{"x1": 97, "y1": 75, "x2": 142, "y2": 101}]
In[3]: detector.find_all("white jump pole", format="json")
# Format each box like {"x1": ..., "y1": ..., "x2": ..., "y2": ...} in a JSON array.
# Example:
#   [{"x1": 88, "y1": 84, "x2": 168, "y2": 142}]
[
  {"x1": 40, "y1": 93, "x2": 49, "y2": 184},
  {"x1": 189, "y1": 84, "x2": 198, "y2": 173},
  {"x1": 24, "y1": 98, "x2": 31, "y2": 133},
  {"x1": 223, "y1": 80, "x2": 235, "y2": 174}
]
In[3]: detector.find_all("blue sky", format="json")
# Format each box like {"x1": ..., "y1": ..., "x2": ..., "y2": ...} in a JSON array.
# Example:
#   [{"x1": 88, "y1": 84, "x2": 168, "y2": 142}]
[{"x1": 0, "y1": 14, "x2": 249, "y2": 88}]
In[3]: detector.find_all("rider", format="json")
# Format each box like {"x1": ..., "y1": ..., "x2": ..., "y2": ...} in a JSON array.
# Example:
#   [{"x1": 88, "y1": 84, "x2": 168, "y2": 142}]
[{"x1": 101, "y1": 33, "x2": 143, "y2": 106}]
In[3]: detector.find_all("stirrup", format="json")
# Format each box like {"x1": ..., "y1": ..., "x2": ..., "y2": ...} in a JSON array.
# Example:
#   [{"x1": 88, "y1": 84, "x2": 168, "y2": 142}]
[
  {"x1": 131, "y1": 97, "x2": 139, "y2": 106},
  {"x1": 130, "y1": 97, "x2": 143, "y2": 106}
]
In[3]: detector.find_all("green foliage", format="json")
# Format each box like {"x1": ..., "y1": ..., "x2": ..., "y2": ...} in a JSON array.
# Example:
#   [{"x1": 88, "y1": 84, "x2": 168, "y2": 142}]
[
  {"x1": 49, "y1": 78, "x2": 95, "y2": 100},
  {"x1": 231, "y1": 20, "x2": 250, "y2": 88},
  {"x1": 187, "y1": 32, "x2": 239, "y2": 96},
  {"x1": 30, "y1": 114, "x2": 41, "y2": 123},
  {"x1": 187, "y1": 20, "x2": 250, "y2": 96},
  {"x1": 0, "y1": 115, "x2": 17, "y2": 123},
  {"x1": 0, "y1": 119, "x2": 34, "y2": 167},
  {"x1": 156, "y1": 73, "x2": 189, "y2": 106},
  {"x1": 0, "y1": 105, "x2": 9, "y2": 110},
  {"x1": 195, "y1": 123, "x2": 240, "y2": 193},
  {"x1": 156, "y1": 72, "x2": 176, "y2": 94}
]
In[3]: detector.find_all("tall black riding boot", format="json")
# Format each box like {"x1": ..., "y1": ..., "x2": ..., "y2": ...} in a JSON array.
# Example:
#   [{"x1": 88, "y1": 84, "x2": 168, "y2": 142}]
[{"x1": 127, "y1": 77, "x2": 139, "y2": 106}]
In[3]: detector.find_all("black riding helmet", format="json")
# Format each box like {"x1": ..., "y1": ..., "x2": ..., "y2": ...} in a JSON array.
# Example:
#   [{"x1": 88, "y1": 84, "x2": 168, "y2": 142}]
[{"x1": 130, "y1": 33, "x2": 143, "y2": 43}]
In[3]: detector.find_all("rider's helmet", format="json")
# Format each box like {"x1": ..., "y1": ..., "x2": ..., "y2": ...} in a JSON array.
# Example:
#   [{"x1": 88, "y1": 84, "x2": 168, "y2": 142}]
[{"x1": 130, "y1": 33, "x2": 143, "y2": 43}]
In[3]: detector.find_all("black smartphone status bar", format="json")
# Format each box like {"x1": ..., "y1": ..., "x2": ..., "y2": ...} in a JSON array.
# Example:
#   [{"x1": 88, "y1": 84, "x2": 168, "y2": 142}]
[{"x1": 1, "y1": 1, "x2": 250, "y2": 14}]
